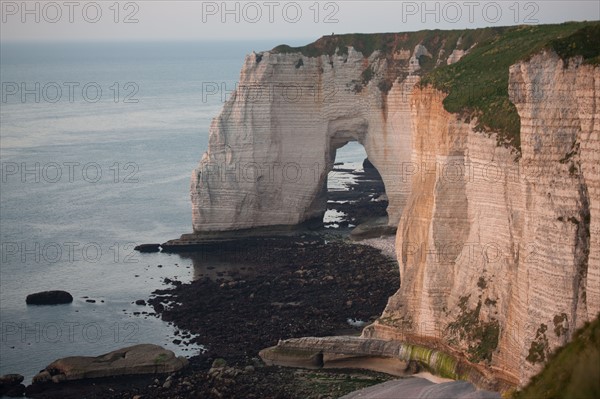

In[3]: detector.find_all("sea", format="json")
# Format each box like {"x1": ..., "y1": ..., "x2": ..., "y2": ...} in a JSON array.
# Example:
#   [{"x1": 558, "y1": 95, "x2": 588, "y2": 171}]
[{"x1": 0, "y1": 41, "x2": 367, "y2": 383}]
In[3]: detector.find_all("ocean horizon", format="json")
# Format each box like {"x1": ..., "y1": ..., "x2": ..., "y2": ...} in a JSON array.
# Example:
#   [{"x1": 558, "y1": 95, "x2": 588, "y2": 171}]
[{"x1": 0, "y1": 40, "x2": 367, "y2": 382}]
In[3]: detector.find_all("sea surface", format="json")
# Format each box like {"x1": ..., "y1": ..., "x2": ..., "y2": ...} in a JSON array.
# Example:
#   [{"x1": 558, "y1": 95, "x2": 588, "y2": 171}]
[{"x1": 0, "y1": 41, "x2": 367, "y2": 382}]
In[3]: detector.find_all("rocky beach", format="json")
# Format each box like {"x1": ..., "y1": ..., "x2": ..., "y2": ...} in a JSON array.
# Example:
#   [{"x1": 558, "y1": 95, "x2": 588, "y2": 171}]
[{"x1": 18, "y1": 162, "x2": 409, "y2": 398}]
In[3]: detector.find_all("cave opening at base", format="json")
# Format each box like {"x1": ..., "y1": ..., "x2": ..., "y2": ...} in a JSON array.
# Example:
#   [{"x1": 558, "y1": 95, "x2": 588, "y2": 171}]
[{"x1": 323, "y1": 141, "x2": 389, "y2": 236}]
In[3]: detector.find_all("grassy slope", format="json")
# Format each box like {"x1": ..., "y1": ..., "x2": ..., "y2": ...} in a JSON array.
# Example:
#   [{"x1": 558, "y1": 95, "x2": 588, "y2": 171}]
[
  {"x1": 272, "y1": 28, "x2": 505, "y2": 59},
  {"x1": 512, "y1": 315, "x2": 600, "y2": 399},
  {"x1": 421, "y1": 22, "x2": 600, "y2": 151},
  {"x1": 272, "y1": 22, "x2": 600, "y2": 153}
]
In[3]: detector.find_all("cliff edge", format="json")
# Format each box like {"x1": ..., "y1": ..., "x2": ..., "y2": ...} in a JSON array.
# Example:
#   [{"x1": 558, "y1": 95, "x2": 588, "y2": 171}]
[{"x1": 189, "y1": 22, "x2": 600, "y2": 387}]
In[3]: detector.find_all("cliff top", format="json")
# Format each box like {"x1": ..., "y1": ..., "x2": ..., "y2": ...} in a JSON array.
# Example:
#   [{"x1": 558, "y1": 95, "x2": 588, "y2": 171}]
[
  {"x1": 272, "y1": 22, "x2": 600, "y2": 153},
  {"x1": 272, "y1": 27, "x2": 507, "y2": 58}
]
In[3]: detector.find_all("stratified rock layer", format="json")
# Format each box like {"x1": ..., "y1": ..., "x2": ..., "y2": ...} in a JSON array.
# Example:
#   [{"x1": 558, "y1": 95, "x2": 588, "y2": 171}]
[
  {"x1": 364, "y1": 51, "x2": 599, "y2": 386},
  {"x1": 259, "y1": 336, "x2": 508, "y2": 390},
  {"x1": 191, "y1": 33, "x2": 599, "y2": 387}
]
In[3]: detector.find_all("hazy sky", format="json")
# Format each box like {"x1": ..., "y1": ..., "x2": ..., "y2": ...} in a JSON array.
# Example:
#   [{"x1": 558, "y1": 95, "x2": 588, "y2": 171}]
[{"x1": 1, "y1": 1, "x2": 599, "y2": 43}]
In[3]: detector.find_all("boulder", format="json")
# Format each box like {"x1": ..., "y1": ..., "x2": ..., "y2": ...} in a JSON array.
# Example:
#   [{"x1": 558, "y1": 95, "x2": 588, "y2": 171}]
[
  {"x1": 0, "y1": 374, "x2": 24, "y2": 385},
  {"x1": 32, "y1": 344, "x2": 188, "y2": 383},
  {"x1": 0, "y1": 374, "x2": 25, "y2": 397},
  {"x1": 26, "y1": 290, "x2": 73, "y2": 305},
  {"x1": 349, "y1": 217, "x2": 397, "y2": 240},
  {"x1": 134, "y1": 243, "x2": 161, "y2": 253}
]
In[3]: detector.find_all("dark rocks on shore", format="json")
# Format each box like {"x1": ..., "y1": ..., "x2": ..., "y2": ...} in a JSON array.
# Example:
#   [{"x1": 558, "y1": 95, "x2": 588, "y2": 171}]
[
  {"x1": 149, "y1": 237, "x2": 399, "y2": 364},
  {"x1": 21, "y1": 238, "x2": 399, "y2": 398},
  {"x1": 27, "y1": 357, "x2": 395, "y2": 399},
  {"x1": 163, "y1": 278, "x2": 182, "y2": 287},
  {"x1": 134, "y1": 244, "x2": 161, "y2": 253},
  {"x1": 135, "y1": 299, "x2": 146, "y2": 306},
  {"x1": 26, "y1": 290, "x2": 73, "y2": 305},
  {"x1": 0, "y1": 374, "x2": 25, "y2": 397}
]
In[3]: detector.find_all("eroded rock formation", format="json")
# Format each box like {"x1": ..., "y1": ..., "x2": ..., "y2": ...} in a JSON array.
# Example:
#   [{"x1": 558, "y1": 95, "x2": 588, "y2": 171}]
[
  {"x1": 191, "y1": 43, "x2": 421, "y2": 231},
  {"x1": 190, "y1": 26, "x2": 599, "y2": 387},
  {"x1": 259, "y1": 336, "x2": 506, "y2": 390},
  {"x1": 32, "y1": 344, "x2": 188, "y2": 383}
]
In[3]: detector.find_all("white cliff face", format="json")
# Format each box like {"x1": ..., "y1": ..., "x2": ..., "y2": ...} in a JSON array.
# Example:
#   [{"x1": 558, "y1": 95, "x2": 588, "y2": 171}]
[
  {"x1": 365, "y1": 51, "x2": 599, "y2": 386},
  {"x1": 191, "y1": 46, "x2": 419, "y2": 231},
  {"x1": 508, "y1": 52, "x2": 599, "y2": 380},
  {"x1": 191, "y1": 40, "x2": 599, "y2": 387}
]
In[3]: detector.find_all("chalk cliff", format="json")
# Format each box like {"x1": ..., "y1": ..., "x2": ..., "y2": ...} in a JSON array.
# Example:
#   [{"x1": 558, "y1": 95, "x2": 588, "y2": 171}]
[
  {"x1": 190, "y1": 23, "x2": 599, "y2": 387},
  {"x1": 365, "y1": 50, "x2": 599, "y2": 386},
  {"x1": 191, "y1": 44, "x2": 415, "y2": 231}
]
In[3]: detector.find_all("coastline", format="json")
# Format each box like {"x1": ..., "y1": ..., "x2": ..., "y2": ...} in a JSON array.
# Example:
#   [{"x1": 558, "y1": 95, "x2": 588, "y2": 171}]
[
  {"x1": 20, "y1": 162, "x2": 500, "y2": 399},
  {"x1": 22, "y1": 162, "x2": 409, "y2": 398},
  {"x1": 24, "y1": 235, "x2": 401, "y2": 398}
]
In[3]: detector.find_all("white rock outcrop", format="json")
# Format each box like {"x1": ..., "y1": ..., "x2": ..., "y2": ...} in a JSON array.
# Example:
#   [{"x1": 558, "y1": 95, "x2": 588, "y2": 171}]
[
  {"x1": 191, "y1": 45, "x2": 421, "y2": 232},
  {"x1": 190, "y1": 35, "x2": 599, "y2": 387}
]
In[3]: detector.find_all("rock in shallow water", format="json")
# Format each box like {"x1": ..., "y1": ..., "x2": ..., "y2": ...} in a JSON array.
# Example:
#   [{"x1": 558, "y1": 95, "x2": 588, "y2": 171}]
[
  {"x1": 26, "y1": 290, "x2": 73, "y2": 305},
  {"x1": 31, "y1": 344, "x2": 188, "y2": 384},
  {"x1": 0, "y1": 374, "x2": 24, "y2": 385},
  {"x1": 134, "y1": 243, "x2": 161, "y2": 253},
  {"x1": 0, "y1": 373, "x2": 25, "y2": 397}
]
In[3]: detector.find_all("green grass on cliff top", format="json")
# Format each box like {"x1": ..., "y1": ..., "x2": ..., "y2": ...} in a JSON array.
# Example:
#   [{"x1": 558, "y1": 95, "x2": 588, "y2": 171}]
[
  {"x1": 273, "y1": 22, "x2": 600, "y2": 153},
  {"x1": 272, "y1": 28, "x2": 506, "y2": 59},
  {"x1": 512, "y1": 314, "x2": 600, "y2": 399},
  {"x1": 421, "y1": 22, "x2": 600, "y2": 151}
]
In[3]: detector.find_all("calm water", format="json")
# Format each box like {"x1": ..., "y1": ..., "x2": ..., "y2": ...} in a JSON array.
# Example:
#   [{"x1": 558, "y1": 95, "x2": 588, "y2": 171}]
[{"x1": 0, "y1": 41, "x2": 366, "y2": 382}]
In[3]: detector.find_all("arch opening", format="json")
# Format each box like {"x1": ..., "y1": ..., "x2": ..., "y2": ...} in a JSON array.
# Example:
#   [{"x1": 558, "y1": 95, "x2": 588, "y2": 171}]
[{"x1": 323, "y1": 141, "x2": 391, "y2": 239}]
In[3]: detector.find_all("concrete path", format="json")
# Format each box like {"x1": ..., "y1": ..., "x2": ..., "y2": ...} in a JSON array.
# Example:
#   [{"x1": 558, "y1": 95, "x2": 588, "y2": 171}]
[{"x1": 340, "y1": 377, "x2": 501, "y2": 399}]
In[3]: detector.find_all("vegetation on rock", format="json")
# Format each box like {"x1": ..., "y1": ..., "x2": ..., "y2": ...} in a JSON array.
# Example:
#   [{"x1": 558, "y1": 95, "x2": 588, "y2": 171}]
[
  {"x1": 526, "y1": 324, "x2": 550, "y2": 364},
  {"x1": 422, "y1": 21, "x2": 599, "y2": 152},
  {"x1": 513, "y1": 315, "x2": 600, "y2": 399},
  {"x1": 446, "y1": 295, "x2": 500, "y2": 363},
  {"x1": 272, "y1": 21, "x2": 600, "y2": 153}
]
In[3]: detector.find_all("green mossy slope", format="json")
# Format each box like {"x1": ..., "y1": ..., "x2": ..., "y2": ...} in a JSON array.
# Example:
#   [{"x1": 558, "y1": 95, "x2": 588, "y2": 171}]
[{"x1": 512, "y1": 315, "x2": 600, "y2": 399}]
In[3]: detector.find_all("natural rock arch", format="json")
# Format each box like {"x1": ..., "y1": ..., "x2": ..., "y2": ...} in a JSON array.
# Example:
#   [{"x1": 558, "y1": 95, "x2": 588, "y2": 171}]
[{"x1": 190, "y1": 49, "x2": 414, "y2": 233}]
